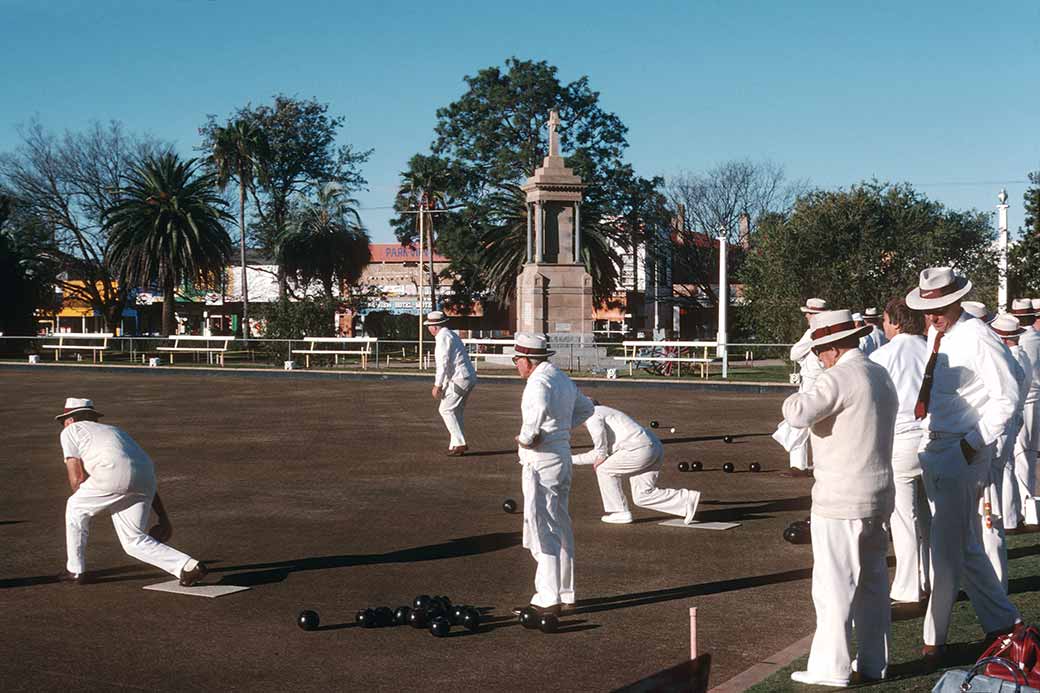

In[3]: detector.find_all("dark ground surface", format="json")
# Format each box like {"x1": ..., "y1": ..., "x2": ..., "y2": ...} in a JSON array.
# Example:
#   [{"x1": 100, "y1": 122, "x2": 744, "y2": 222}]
[{"x1": 0, "y1": 366, "x2": 942, "y2": 691}]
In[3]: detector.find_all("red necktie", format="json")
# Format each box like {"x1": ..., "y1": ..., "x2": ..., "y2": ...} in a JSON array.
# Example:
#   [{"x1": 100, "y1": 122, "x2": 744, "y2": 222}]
[{"x1": 914, "y1": 330, "x2": 945, "y2": 420}]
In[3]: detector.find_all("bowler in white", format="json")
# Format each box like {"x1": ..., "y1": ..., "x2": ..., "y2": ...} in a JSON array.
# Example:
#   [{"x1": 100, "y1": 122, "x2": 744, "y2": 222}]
[{"x1": 426, "y1": 310, "x2": 477, "y2": 456}]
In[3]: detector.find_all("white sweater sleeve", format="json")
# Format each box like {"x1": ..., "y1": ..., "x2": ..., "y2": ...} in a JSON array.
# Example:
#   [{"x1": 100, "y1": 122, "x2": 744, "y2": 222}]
[
  {"x1": 782, "y1": 371, "x2": 843, "y2": 429},
  {"x1": 966, "y1": 336, "x2": 1021, "y2": 449}
]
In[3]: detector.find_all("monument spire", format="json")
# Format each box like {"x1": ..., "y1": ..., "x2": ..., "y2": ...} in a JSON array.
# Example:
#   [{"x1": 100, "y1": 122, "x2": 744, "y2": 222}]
[{"x1": 547, "y1": 109, "x2": 560, "y2": 158}]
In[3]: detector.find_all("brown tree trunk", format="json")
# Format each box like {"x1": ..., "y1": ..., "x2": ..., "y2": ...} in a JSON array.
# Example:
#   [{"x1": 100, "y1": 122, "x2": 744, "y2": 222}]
[{"x1": 162, "y1": 276, "x2": 176, "y2": 336}]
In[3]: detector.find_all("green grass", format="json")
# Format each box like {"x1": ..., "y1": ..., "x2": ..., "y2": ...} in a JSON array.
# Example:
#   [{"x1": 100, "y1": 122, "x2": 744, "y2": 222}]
[{"x1": 746, "y1": 532, "x2": 1040, "y2": 692}]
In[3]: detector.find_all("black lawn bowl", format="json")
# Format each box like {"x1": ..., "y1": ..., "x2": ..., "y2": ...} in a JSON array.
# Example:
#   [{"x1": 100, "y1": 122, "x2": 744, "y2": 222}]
[
  {"x1": 539, "y1": 614, "x2": 559, "y2": 633},
  {"x1": 502, "y1": 499, "x2": 517, "y2": 514},
  {"x1": 430, "y1": 616, "x2": 451, "y2": 637},
  {"x1": 297, "y1": 610, "x2": 319, "y2": 631},
  {"x1": 677, "y1": 461, "x2": 690, "y2": 472},
  {"x1": 518, "y1": 607, "x2": 540, "y2": 629},
  {"x1": 749, "y1": 462, "x2": 762, "y2": 473},
  {"x1": 722, "y1": 463, "x2": 735, "y2": 473}
]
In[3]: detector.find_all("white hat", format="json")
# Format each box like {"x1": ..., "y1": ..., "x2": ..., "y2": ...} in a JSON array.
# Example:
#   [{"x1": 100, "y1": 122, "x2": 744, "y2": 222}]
[
  {"x1": 961, "y1": 301, "x2": 988, "y2": 319},
  {"x1": 799, "y1": 297, "x2": 828, "y2": 314},
  {"x1": 852, "y1": 312, "x2": 864, "y2": 322},
  {"x1": 424, "y1": 310, "x2": 449, "y2": 326},
  {"x1": 863, "y1": 307, "x2": 882, "y2": 322},
  {"x1": 513, "y1": 332, "x2": 555, "y2": 358},
  {"x1": 55, "y1": 397, "x2": 103, "y2": 421},
  {"x1": 990, "y1": 314, "x2": 1024, "y2": 338},
  {"x1": 905, "y1": 267, "x2": 972, "y2": 311},
  {"x1": 808, "y1": 310, "x2": 873, "y2": 348},
  {"x1": 1031, "y1": 298, "x2": 1040, "y2": 311},
  {"x1": 1010, "y1": 298, "x2": 1036, "y2": 321}
]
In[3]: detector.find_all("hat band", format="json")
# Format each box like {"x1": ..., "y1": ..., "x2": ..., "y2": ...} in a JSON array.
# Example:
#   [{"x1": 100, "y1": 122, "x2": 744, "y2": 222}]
[
  {"x1": 515, "y1": 344, "x2": 549, "y2": 356},
  {"x1": 993, "y1": 327, "x2": 1022, "y2": 337},
  {"x1": 1011, "y1": 309, "x2": 1036, "y2": 317},
  {"x1": 920, "y1": 282, "x2": 961, "y2": 299},
  {"x1": 811, "y1": 321, "x2": 856, "y2": 340}
]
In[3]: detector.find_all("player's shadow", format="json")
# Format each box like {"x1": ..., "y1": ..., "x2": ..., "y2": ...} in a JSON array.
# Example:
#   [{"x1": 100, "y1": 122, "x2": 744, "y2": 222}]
[
  {"x1": 632, "y1": 495, "x2": 811, "y2": 524},
  {"x1": 213, "y1": 531, "x2": 523, "y2": 587},
  {"x1": 0, "y1": 520, "x2": 25, "y2": 526},
  {"x1": 660, "y1": 433, "x2": 772, "y2": 445},
  {"x1": 0, "y1": 563, "x2": 156, "y2": 589}
]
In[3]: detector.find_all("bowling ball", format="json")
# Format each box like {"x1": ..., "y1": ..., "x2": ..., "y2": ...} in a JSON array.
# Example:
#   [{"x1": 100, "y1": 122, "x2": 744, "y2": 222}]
[
  {"x1": 519, "y1": 607, "x2": 540, "y2": 629},
  {"x1": 677, "y1": 461, "x2": 690, "y2": 472},
  {"x1": 430, "y1": 616, "x2": 451, "y2": 637},
  {"x1": 297, "y1": 610, "x2": 319, "y2": 631},
  {"x1": 413, "y1": 594, "x2": 432, "y2": 610},
  {"x1": 462, "y1": 608, "x2": 481, "y2": 632},
  {"x1": 723, "y1": 435, "x2": 734, "y2": 444},
  {"x1": 791, "y1": 519, "x2": 810, "y2": 531},
  {"x1": 449, "y1": 604, "x2": 467, "y2": 625},
  {"x1": 749, "y1": 462, "x2": 762, "y2": 473},
  {"x1": 691, "y1": 461, "x2": 703, "y2": 471},
  {"x1": 358, "y1": 608, "x2": 378, "y2": 628},
  {"x1": 723, "y1": 463, "x2": 735, "y2": 473},
  {"x1": 393, "y1": 606, "x2": 411, "y2": 625},
  {"x1": 784, "y1": 523, "x2": 811, "y2": 545},
  {"x1": 539, "y1": 614, "x2": 559, "y2": 633},
  {"x1": 374, "y1": 606, "x2": 395, "y2": 627},
  {"x1": 355, "y1": 609, "x2": 366, "y2": 625},
  {"x1": 649, "y1": 420, "x2": 659, "y2": 428},
  {"x1": 408, "y1": 608, "x2": 429, "y2": 629},
  {"x1": 426, "y1": 604, "x2": 447, "y2": 621},
  {"x1": 502, "y1": 499, "x2": 517, "y2": 514}
]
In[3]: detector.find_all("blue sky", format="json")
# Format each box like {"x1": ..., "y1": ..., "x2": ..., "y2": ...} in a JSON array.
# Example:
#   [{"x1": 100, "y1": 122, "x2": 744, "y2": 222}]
[{"x1": 3, "y1": 0, "x2": 1038, "y2": 242}]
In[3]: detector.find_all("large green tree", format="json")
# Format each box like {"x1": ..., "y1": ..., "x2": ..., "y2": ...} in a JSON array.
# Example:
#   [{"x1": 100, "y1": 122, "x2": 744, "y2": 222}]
[
  {"x1": 392, "y1": 58, "x2": 664, "y2": 311},
  {"x1": 740, "y1": 181, "x2": 997, "y2": 342},
  {"x1": 1007, "y1": 172, "x2": 1040, "y2": 296},
  {"x1": 104, "y1": 153, "x2": 233, "y2": 336},
  {"x1": 208, "y1": 118, "x2": 268, "y2": 338},
  {"x1": 0, "y1": 192, "x2": 58, "y2": 334},
  {"x1": 277, "y1": 183, "x2": 372, "y2": 299}
]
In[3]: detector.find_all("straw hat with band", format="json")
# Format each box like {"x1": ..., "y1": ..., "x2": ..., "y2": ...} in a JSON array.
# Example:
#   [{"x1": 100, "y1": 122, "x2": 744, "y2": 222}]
[
  {"x1": 513, "y1": 333, "x2": 555, "y2": 359},
  {"x1": 808, "y1": 310, "x2": 873, "y2": 349},
  {"x1": 799, "y1": 297, "x2": 828, "y2": 314},
  {"x1": 1010, "y1": 298, "x2": 1036, "y2": 321},
  {"x1": 424, "y1": 311, "x2": 449, "y2": 326},
  {"x1": 55, "y1": 397, "x2": 103, "y2": 421},
  {"x1": 990, "y1": 314, "x2": 1024, "y2": 338},
  {"x1": 905, "y1": 267, "x2": 972, "y2": 311}
]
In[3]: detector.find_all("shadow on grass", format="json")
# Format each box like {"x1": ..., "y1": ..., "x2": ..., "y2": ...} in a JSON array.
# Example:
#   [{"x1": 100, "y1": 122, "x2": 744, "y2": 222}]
[
  {"x1": 468, "y1": 433, "x2": 773, "y2": 458},
  {"x1": 0, "y1": 562, "x2": 158, "y2": 589},
  {"x1": 0, "y1": 520, "x2": 26, "y2": 526}
]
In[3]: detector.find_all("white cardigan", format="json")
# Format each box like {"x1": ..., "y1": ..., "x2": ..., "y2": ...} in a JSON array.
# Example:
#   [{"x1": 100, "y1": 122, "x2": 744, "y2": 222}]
[{"x1": 782, "y1": 348, "x2": 898, "y2": 520}]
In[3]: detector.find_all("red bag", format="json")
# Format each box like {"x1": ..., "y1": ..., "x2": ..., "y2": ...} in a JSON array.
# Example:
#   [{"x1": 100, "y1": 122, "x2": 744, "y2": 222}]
[{"x1": 980, "y1": 624, "x2": 1040, "y2": 688}]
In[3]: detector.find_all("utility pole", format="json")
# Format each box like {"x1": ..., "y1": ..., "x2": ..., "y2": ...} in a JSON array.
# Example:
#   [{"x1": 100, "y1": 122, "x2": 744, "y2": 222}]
[
  {"x1": 997, "y1": 189, "x2": 1009, "y2": 313},
  {"x1": 399, "y1": 200, "x2": 455, "y2": 371}
]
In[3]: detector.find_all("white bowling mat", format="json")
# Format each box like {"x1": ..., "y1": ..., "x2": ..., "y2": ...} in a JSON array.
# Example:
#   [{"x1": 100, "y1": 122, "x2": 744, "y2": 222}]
[
  {"x1": 658, "y1": 519, "x2": 741, "y2": 531},
  {"x1": 143, "y1": 579, "x2": 251, "y2": 598}
]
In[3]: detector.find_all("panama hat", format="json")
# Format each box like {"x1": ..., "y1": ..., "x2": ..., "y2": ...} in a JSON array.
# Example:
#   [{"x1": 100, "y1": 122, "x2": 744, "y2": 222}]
[
  {"x1": 808, "y1": 310, "x2": 873, "y2": 349},
  {"x1": 55, "y1": 397, "x2": 103, "y2": 421},
  {"x1": 961, "y1": 301, "x2": 988, "y2": 319},
  {"x1": 990, "y1": 314, "x2": 1024, "y2": 338},
  {"x1": 513, "y1": 333, "x2": 555, "y2": 358},
  {"x1": 424, "y1": 310, "x2": 449, "y2": 326},
  {"x1": 799, "y1": 298, "x2": 828, "y2": 314},
  {"x1": 1031, "y1": 299, "x2": 1040, "y2": 312},
  {"x1": 1010, "y1": 298, "x2": 1036, "y2": 321},
  {"x1": 862, "y1": 307, "x2": 882, "y2": 323},
  {"x1": 905, "y1": 267, "x2": 972, "y2": 311}
]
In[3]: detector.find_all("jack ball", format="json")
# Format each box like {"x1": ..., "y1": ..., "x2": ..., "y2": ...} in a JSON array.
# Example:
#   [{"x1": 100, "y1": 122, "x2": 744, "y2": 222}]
[
  {"x1": 723, "y1": 462, "x2": 735, "y2": 473},
  {"x1": 539, "y1": 614, "x2": 559, "y2": 633},
  {"x1": 670, "y1": 427, "x2": 676, "y2": 433},
  {"x1": 429, "y1": 616, "x2": 451, "y2": 637},
  {"x1": 297, "y1": 610, "x2": 320, "y2": 631},
  {"x1": 502, "y1": 498, "x2": 517, "y2": 514},
  {"x1": 677, "y1": 461, "x2": 690, "y2": 472},
  {"x1": 749, "y1": 462, "x2": 762, "y2": 473}
]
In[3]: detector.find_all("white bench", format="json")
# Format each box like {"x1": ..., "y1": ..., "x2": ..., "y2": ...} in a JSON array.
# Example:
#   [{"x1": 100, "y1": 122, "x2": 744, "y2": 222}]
[
  {"x1": 291, "y1": 337, "x2": 376, "y2": 369},
  {"x1": 615, "y1": 340, "x2": 717, "y2": 378},
  {"x1": 42, "y1": 333, "x2": 113, "y2": 363},
  {"x1": 157, "y1": 335, "x2": 233, "y2": 366},
  {"x1": 461, "y1": 338, "x2": 515, "y2": 370}
]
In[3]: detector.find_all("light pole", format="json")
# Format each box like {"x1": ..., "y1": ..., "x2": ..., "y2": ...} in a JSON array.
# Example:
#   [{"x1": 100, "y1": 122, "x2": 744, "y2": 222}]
[{"x1": 998, "y1": 189, "x2": 1009, "y2": 313}]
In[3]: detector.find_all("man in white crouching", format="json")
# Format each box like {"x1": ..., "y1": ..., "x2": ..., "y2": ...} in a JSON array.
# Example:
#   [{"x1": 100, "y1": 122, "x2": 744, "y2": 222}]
[
  {"x1": 782, "y1": 310, "x2": 898, "y2": 687},
  {"x1": 56, "y1": 398, "x2": 207, "y2": 586},
  {"x1": 572, "y1": 402, "x2": 699, "y2": 525}
]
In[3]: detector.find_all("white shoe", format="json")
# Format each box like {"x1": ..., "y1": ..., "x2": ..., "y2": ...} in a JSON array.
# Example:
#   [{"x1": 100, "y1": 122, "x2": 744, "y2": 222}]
[
  {"x1": 790, "y1": 670, "x2": 849, "y2": 687},
  {"x1": 683, "y1": 490, "x2": 701, "y2": 525},
  {"x1": 601, "y1": 511, "x2": 633, "y2": 524}
]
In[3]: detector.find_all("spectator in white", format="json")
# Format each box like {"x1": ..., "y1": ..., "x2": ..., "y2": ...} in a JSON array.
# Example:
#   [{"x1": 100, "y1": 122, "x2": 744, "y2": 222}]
[
  {"x1": 782, "y1": 309, "x2": 898, "y2": 687},
  {"x1": 773, "y1": 297, "x2": 827, "y2": 478},
  {"x1": 985, "y1": 314, "x2": 1031, "y2": 589},
  {"x1": 510, "y1": 334, "x2": 595, "y2": 617},
  {"x1": 962, "y1": 301, "x2": 989, "y2": 320},
  {"x1": 1011, "y1": 298, "x2": 1040, "y2": 526},
  {"x1": 425, "y1": 310, "x2": 477, "y2": 456},
  {"x1": 906, "y1": 267, "x2": 1022, "y2": 667},
  {"x1": 572, "y1": 403, "x2": 700, "y2": 525},
  {"x1": 862, "y1": 307, "x2": 888, "y2": 349},
  {"x1": 56, "y1": 398, "x2": 207, "y2": 586},
  {"x1": 869, "y1": 298, "x2": 930, "y2": 604}
]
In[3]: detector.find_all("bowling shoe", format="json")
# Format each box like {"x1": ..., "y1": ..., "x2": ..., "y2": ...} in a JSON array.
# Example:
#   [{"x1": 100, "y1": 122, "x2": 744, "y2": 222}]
[
  {"x1": 179, "y1": 561, "x2": 209, "y2": 587},
  {"x1": 601, "y1": 511, "x2": 633, "y2": 524},
  {"x1": 56, "y1": 570, "x2": 86, "y2": 585}
]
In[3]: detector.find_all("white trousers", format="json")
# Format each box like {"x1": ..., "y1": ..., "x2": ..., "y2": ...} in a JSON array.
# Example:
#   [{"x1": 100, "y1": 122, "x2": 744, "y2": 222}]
[
  {"x1": 1015, "y1": 402, "x2": 1038, "y2": 524},
  {"x1": 66, "y1": 478, "x2": 192, "y2": 577},
  {"x1": 438, "y1": 380, "x2": 474, "y2": 448},
  {"x1": 806, "y1": 514, "x2": 890, "y2": 682},
  {"x1": 890, "y1": 434, "x2": 929, "y2": 603},
  {"x1": 521, "y1": 447, "x2": 575, "y2": 608},
  {"x1": 919, "y1": 438, "x2": 1019, "y2": 646},
  {"x1": 1001, "y1": 416, "x2": 1024, "y2": 530},
  {"x1": 595, "y1": 441, "x2": 692, "y2": 518}
]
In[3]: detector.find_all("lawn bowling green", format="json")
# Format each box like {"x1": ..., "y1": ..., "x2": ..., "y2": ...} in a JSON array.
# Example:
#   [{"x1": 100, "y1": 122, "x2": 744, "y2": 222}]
[{"x1": 0, "y1": 365, "x2": 1000, "y2": 691}]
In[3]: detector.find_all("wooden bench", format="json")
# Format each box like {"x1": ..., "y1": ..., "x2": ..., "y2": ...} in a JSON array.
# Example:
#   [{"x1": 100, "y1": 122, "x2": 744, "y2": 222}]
[
  {"x1": 291, "y1": 337, "x2": 376, "y2": 369},
  {"x1": 461, "y1": 338, "x2": 515, "y2": 370},
  {"x1": 615, "y1": 340, "x2": 717, "y2": 378},
  {"x1": 157, "y1": 335, "x2": 233, "y2": 366},
  {"x1": 42, "y1": 333, "x2": 113, "y2": 363}
]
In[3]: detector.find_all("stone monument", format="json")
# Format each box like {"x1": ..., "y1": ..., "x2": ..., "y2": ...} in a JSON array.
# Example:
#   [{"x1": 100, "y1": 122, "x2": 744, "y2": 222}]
[{"x1": 515, "y1": 111, "x2": 607, "y2": 368}]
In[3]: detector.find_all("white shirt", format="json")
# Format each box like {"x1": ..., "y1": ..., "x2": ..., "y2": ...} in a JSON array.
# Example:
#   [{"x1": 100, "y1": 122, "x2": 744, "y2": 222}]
[
  {"x1": 518, "y1": 361, "x2": 595, "y2": 449},
  {"x1": 869, "y1": 333, "x2": 928, "y2": 437},
  {"x1": 60, "y1": 421, "x2": 156, "y2": 493},
  {"x1": 572, "y1": 405, "x2": 658, "y2": 465},
  {"x1": 790, "y1": 327, "x2": 824, "y2": 392},
  {"x1": 924, "y1": 312, "x2": 1021, "y2": 450},
  {"x1": 782, "y1": 349, "x2": 898, "y2": 519},
  {"x1": 434, "y1": 327, "x2": 476, "y2": 389},
  {"x1": 859, "y1": 325, "x2": 887, "y2": 356},
  {"x1": 1018, "y1": 326, "x2": 1040, "y2": 405}
]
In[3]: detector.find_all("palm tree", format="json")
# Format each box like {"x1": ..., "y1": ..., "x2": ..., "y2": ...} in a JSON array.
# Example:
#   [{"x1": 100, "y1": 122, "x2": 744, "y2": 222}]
[
  {"x1": 479, "y1": 183, "x2": 622, "y2": 307},
  {"x1": 104, "y1": 153, "x2": 233, "y2": 335},
  {"x1": 278, "y1": 183, "x2": 372, "y2": 299},
  {"x1": 209, "y1": 118, "x2": 268, "y2": 338}
]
